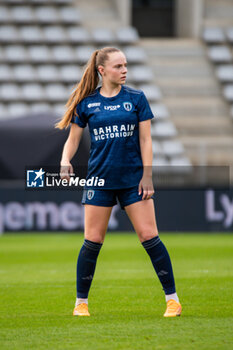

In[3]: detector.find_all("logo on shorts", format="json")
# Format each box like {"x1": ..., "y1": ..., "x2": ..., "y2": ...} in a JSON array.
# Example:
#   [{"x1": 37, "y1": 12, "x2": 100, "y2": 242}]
[
  {"x1": 123, "y1": 102, "x2": 132, "y2": 112},
  {"x1": 87, "y1": 190, "x2": 95, "y2": 200}
]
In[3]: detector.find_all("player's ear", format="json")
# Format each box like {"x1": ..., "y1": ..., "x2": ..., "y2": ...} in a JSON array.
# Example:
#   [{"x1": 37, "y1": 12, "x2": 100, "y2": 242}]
[{"x1": 98, "y1": 65, "x2": 104, "y2": 76}]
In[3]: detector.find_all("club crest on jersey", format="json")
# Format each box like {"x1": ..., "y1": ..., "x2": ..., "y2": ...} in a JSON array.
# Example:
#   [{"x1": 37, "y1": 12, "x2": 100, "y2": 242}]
[
  {"x1": 123, "y1": 102, "x2": 132, "y2": 111},
  {"x1": 87, "y1": 190, "x2": 95, "y2": 200}
]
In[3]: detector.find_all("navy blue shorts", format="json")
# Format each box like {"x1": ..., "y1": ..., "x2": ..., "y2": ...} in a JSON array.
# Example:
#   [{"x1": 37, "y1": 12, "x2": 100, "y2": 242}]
[{"x1": 81, "y1": 186, "x2": 155, "y2": 210}]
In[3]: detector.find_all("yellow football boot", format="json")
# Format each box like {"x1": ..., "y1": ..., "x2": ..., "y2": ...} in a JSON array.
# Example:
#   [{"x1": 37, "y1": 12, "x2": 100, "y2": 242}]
[
  {"x1": 164, "y1": 299, "x2": 182, "y2": 317},
  {"x1": 73, "y1": 303, "x2": 90, "y2": 316}
]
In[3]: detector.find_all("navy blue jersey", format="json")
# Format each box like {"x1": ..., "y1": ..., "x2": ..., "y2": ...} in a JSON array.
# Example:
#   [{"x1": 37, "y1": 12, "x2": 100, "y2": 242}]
[{"x1": 71, "y1": 85, "x2": 154, "y2": 189}]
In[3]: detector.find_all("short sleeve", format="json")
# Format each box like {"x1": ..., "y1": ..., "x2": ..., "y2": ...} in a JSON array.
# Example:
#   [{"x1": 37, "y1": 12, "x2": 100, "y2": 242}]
[
  {"x1": 70, "y1": 102, "x2": 87, "y2": 128},
  {"x1": 137, "y1": 91, "x2": 155, "y2": 122}
]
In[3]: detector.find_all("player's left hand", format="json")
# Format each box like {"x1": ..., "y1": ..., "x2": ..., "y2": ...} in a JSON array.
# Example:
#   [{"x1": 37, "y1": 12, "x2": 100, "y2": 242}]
[{"x1": 138, "y1": 175, "x2": 154, "y2": 200}]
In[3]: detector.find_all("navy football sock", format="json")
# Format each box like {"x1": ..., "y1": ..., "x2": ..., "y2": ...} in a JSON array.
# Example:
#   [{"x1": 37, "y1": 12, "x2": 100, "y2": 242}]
[
  {"x1": 142, "y1": 236, "x2": 176, "y2": 295},
  {"x1": 76, "y1": 239, "x2": 103, "y2": 298}
]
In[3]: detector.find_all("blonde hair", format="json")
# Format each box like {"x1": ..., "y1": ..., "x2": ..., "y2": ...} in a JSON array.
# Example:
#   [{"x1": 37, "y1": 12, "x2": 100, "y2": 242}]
[{"x1": 55, "y1": 47, "x2": 121, "y2": 129}]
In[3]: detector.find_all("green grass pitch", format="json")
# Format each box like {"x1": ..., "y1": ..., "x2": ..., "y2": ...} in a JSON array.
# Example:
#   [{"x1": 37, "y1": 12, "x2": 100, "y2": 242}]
[{"x1": 0, "y1": 233, "x2": 232, "y2": 350}]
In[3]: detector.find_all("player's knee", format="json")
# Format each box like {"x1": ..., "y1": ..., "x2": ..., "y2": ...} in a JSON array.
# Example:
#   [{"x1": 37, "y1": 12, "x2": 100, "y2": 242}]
[
  {"x1": 84, "y1": 232, "x2": 105, "y2": 244},
  {"x1": 137, "y1": 230, "x2": 158, "y2": 243}
]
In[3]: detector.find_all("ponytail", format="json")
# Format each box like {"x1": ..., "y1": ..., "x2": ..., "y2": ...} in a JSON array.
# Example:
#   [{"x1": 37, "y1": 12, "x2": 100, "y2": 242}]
[
  {"x1": 55, "y1": 47, "x2": 121, "y2": 130},
  {"x1": 55, "y1": 50, "x2": 99, "y2": 129}
]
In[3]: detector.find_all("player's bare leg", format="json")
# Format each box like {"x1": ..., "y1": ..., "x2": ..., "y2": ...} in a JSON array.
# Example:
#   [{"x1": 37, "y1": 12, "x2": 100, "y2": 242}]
[
  {"x1": 84, "y1": 205, "x2": 113, "y2": 243},
  {"x1": 124, "y1": 198, "x2": 158, "y2": 242}
]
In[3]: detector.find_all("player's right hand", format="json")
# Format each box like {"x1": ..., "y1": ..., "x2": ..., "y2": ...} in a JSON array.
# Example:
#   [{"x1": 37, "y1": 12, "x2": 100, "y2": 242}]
[{"x1": 60, "y1": 163, "x2": 74, "y2": 181}]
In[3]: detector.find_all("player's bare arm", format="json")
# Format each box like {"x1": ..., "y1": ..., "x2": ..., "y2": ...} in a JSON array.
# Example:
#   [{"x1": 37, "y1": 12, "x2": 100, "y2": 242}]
[
  {"x1": 139, "y1": 119, "x2": 154, "y2": 200},
  {"x1": 60, "y1": 123, "x2": 84, "y2": 180}
]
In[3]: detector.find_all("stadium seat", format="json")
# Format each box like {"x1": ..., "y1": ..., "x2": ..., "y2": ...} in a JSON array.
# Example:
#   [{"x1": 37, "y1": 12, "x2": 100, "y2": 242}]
[
  {"x1": 223, "y1": 85, "x2": 233, "y2": 102},
  {"x1": 44, "y1": 84, "x2": 68, "y2": 101},
  {"x1": 11, "y1": 6, "x2": 35, "y2": 23},
  {"x1": 202, "y1": 27, "x2": 226, "y2": 44},
  {"x1": 92, "y1": 28, "x2": 115, "y2": 44},
  {"x1": 116, "y1": 27, "x2": 139, "y2": 44},
  {"x1": 22, "y1": 84, "x2": 45, "y2": 101},
  {"x1": 59, "y1": 7, "x2": 81, "y2": 24},
  {"x1": 0, "y1": 103, "x2": 7, "y2": 118},
  {"x1": 67, "y1": 27, "x2": 91, "y2": 43},
  {"x1": 8, "y1": 103, "x2": 30, "y2": 117},
  {"x1": 43, "y1": 26, "x2": 67, "y2": 43},
  {"x1": 19, "y1": 26, "x2": 44, "y2": 43},
  {"x1": 53, "y1": 103, "x2": 66, "y2": 116},
  {"x1": 0, "y1": 6, "x2": 11, "y2": 23},
  {"x1": 0, "y1": 49, "x2": 3, "y2": 62},
  {"x1": 131, "y1": 66, "x2": 153, "y2": 83},
  {"x1": 57, "y1": 0, "x2": 73, "y2": 3},
  {"x1": 74, "y1": 46, "x2": 96, "y2": 64},
  {"x1": 152, "y1": 155, "x2": 169, "y2": 166},
  {"x1": 31, "y1": 103, "x2": 52, "y2": 114},
  {"x1": 152, "y1": 140, "x2": 164, "y2": 156},
  {"x1": 169, "y1": 156, "x2": 192, "y2": 173},
  {"x1": 139, "y1": 84, "x2": 162, "y2": 101},
  {"x1": 152, "y1": 156, "x2": 170, "y2": 174},
  {"x1": 208, "y1": 46, "x2": 232, "y2": 63},
  {"x1": 31, "y1": 0, "x2": 72, "y2": 3},
  {"x1": 226, "y1": 27, "x2": 233, "y2": 43},
  {"x1": 13, "y1": 65, "x2": 36, "y2": 82},
  {"x1": 37, "y1": 65, "x2": 59, "y2": 82},
  {"x1": 0, "y1": 65, "x2": 13, "y2": 82},
  {"x1": 28, "y1": 45, "x2": 51, "y2": 62},
  {"x1": 151, "y1": 122, "x2": 178, "y2": 138},
  {"x1": 0, "y1": 84, "x2": 21, "y2": 101},
  {"x1": 0, "y1": 26, "x2": 19, "y2": 42},
  {"x1": 230, "y1": 105, "x2": 233, "y2": 119},
  {"x1": 124, "y1": 46, "x2": 147, "y2": 64},
  {"x1": 162, "y1": 140, "x2": 185, "y2": 157},
  {"x1": 52, "y1": 46, "x2": 75, "y2": 62},
  {"x1": 150, "y1": 103, "x2": 170, "y2": 120},
  {"x1": 216, "y1": 65, "x2": 233, "y2": 83},
  {"x1": 4, "y1": 46, "x2": 27, "y2": 62},
  {"x1": 59, "y1": 65, "x2": 82, "y2": 83},
  {"x1": 28, "y1": 0, "x2": 49, "y2": 2},
  {"x1": 35, "y1": 6, "x2": 59, "y2": 24}
]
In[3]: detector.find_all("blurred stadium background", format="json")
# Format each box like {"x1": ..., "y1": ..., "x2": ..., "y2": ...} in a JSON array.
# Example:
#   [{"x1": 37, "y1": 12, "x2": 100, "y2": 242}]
[{"x1": 0, "y1": 0, "x2": 233, "y2": 233}]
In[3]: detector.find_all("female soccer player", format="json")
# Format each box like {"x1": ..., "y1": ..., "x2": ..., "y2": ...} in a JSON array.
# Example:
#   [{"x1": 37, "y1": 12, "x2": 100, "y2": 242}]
[{"x1": 56, "y1": 47, "x2": 182, "y2": 317}]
